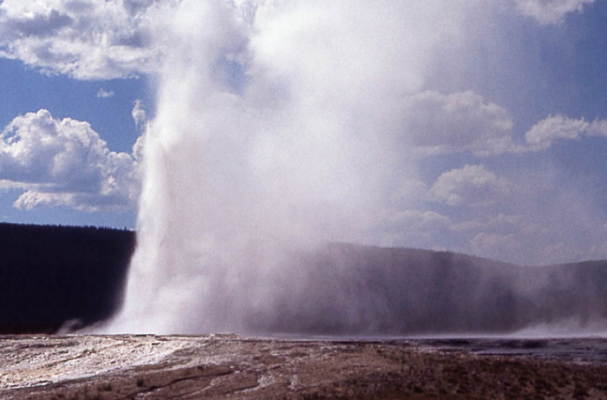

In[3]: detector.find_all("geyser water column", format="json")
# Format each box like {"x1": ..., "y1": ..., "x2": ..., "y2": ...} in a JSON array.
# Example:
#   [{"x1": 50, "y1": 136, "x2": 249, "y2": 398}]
[{"x1": 105, "y1": 0, "x2": 478, "y2": 334}]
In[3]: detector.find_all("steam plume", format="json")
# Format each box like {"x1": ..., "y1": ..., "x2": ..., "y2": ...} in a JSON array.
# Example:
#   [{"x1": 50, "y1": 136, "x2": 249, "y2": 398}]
[{"x1": 104, "y1": 0, "x2": 480, "y2": 334}]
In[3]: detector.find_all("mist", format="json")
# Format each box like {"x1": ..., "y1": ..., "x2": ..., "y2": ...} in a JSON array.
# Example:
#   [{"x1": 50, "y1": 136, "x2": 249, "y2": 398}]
[
  {"x1": 97, "y1": 0, "x2": 468, "y2": 334},
  {"x1": 99, "y1": 0, "x2": 607, "y2": 335}
]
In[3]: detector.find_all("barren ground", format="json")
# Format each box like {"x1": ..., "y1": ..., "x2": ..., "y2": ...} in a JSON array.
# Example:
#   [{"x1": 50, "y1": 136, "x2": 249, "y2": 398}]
[{"x1": 2, "y1": 334, "x2": 607, "y2": 399}]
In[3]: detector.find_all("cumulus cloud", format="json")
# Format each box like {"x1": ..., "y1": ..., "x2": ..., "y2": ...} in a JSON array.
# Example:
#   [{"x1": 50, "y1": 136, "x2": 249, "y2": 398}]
[
  {"x1": 0, "y1": 0, "x2": 165, "y2": 79},
  {"x1": 0, "y1": 109, "x2": 140, "y2": 211},
  {"x1": 414, "y1": 161, "x2": 607, "y2": 264},
  {"x1": 436, "y1": 167, "x2": 607, "y2": 265},
  {"x1": 515, "y1": 0, "x2": 595, "y2": 25},
  {"x1": 401, "y1": 95, "x2": 607, "y2": 156},
  {"x1": 403, "y1": 91, "x2": 518, "y2": 156},
  {"x1": 431, "y1": 164, "x2": 512, "y2": 207},
  {"x1": 525, "y1": 114, "x2": 607, "y2": 149}
]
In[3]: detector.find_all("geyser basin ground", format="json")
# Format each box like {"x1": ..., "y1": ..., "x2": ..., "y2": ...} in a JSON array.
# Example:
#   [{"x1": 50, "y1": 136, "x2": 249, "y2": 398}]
[{"x1": 3, "y1": 335, "x2": 607, "y2": 399}]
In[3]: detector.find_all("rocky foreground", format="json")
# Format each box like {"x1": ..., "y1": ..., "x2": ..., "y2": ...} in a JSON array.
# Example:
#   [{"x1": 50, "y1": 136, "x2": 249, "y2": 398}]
[{"x1": 2, "y1": 335, "x2": 607, "y2": 399}]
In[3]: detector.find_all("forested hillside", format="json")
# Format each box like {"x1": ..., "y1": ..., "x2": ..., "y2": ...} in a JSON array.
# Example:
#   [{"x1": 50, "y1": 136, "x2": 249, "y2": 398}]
[
  {"x1": 2, "y1": 223, "x2": 607, "y2": 335},
  {"x1": 250, "y1": 244, "x2": 607, "y2": 334},
  {"x1": 0, "y1": 223, "x2": 135, "y2": 334}
]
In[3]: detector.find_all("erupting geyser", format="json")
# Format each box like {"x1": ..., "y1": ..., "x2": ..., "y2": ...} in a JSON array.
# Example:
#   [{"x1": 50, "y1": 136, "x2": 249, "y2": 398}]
[{"x1": 103, "y1": 0, "x2": 481, "y2": 334}]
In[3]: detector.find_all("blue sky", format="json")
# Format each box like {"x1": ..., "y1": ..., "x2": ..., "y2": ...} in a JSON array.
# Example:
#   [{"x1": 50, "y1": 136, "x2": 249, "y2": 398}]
[
  {"x1": 1, "y1": 0, "x2": 607, "y2": 265},
  {"x1": 0, "y1": 57, "x2": 148, "y2": 227}
]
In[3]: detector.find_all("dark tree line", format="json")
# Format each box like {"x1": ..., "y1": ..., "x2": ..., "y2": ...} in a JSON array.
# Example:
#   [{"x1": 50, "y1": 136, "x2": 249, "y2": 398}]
[
  {"x1": 2, "y1": 222, "x2": 607, "y2": 335},
  {"x1": 0, "y1": 223, "x2": 135, "y2": 334}
]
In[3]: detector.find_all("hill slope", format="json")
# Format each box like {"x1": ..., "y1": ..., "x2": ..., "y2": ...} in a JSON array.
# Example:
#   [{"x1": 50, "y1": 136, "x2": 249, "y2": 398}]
[
  {"x1": 0, "y1": 223, "x2": 135, "y2": 333},
  {"x1": 248, "y1": 244, "x2": 607, "y2": 334},
  {"x1": 1, "y1": 223, "x2": 607, "y2": 335}
]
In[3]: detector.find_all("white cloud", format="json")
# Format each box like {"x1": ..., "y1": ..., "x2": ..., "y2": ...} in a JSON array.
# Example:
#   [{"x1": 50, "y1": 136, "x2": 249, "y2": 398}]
[
  {"x1": 442, "y1": 168, "x2": 607, "y2": 265},
  {"x1": 0, "y1": 109, "x2": 140, "y2": 211},
  {"x1": 461, "y1": 213, "x2": 552, "y2": 264},
  {"x1": 515, "y1": 0, "x2": 595, "y2": 25},
  {"x1": 97, "y1": 88, "x2": 115, "y2": 98},
  {"x1": 525, "y1": 114, "x2": 607, "y2": 149},
  {"x1": 401, "y1": 96, "x2": 607, "y2": 157},
  {"x1": 431, "y1": 164, "x2": 512, "y2": 206},
  {"x1": 403, "y1": 91, "x2": 519, "y2": 156},
  {"x1": 467, "y1": 218, "x2": 604, "y2": 266},
  {"x1": 0, "y1": 0, "x2": 165, "y2": 79},
  {"x1": 131, "y1": 100, "x2": 147, "y2": 163},
  {"x1": 131, "y1": 99, "x2": 147, "y2": 128}
]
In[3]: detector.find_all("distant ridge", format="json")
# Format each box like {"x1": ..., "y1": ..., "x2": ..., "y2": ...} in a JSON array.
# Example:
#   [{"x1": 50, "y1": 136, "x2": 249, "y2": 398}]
[
  {"x1": 0, "y1": 223, "x2": 135, "y2": 334},
  {"x1": 1, "y1": 223, "x2": 607, "y2": 335},
  {"x1": 256, "y1": 242, "x2": 607, "y2": 335}
]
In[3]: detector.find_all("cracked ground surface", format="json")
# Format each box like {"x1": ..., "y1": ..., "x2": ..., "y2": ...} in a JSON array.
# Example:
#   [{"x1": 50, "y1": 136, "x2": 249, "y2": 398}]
[{"x1": 2, "y1": 334, "x2": 607, "y2": 399}]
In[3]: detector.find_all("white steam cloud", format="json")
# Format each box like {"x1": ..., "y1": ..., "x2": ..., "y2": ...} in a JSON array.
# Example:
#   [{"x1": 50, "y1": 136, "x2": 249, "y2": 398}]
[{"x1": 104, "y1": 0, "x2": 485, "y2": 334}]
